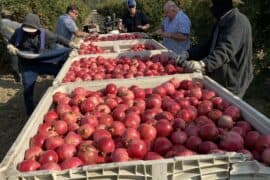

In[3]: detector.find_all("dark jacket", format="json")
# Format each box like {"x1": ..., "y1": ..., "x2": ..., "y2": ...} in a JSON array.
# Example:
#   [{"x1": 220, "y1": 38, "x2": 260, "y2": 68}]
[
  {"x1": 10, "y1": 28, "x2": 70, "y2": 53},
  {"x1": 123, "y1": 11, "x2": 149, "y2": 32},
  {"x1": 9, "y1": 13, "x2": 69, "y2": 55},
  {"x1": 188, "y1": 8, "x2": 253, "y2": 97}
]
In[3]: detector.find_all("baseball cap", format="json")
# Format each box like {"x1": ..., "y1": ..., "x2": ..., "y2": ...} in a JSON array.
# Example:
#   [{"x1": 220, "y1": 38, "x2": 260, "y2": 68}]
[{"x1": 127, "y1": 0, "x2": 136, "y2": 7}]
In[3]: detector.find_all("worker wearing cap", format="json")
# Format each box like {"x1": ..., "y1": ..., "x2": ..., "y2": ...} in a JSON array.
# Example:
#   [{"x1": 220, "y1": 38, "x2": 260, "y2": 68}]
[
  {"x1": 0, "y1": 10, "x2": 21, "y2": 82},
  {"x1": 119, "y1": 0, "x2": 150, "y2": 32},
  {"x1": 7, "y1": 13, "x2": 78, "y2": 115},
  {"x1": 56, "y1": 5, "x2": 89, "y2": 40}
]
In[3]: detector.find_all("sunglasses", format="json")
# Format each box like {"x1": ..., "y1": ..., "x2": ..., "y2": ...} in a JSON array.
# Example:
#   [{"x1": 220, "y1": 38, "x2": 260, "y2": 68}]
[{"x1": 128, "y1": 5, "x2": 135, "y2": 9}]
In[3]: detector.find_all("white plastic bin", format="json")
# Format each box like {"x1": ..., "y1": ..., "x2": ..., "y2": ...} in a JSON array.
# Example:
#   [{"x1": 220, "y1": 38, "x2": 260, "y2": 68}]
[
  {"x1": 53, "y1": 50, "x2": 179, "y2": 86},
  {"x1": 1, "y1": 74, "x2": 269, "y2": 179}
]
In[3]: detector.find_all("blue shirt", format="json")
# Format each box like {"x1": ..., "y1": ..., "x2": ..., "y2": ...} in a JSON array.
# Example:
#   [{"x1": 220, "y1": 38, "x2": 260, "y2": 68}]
[
  {"x1": 162, "y1": 10, "x2": 191, "y2": 54},
  {"x1": 56, "y1": 14, "x2": 78, "y2": 40}
]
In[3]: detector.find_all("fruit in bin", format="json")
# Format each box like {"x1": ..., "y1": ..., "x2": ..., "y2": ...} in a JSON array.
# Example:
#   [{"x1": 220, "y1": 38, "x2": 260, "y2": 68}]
[
  {"x1": 219, "y1": 131, "x2": 244, "y2": 151},
  {"x1": 217, "y1": 115, "x2": 234, "y2": 129},
  {"x1": 199, "y1": 123, "x2": 219, "y2": 141},
  {"x1": 19, "y1": 78, "x2": 270, "y2": 171},
  {"x1": 61, "y1": 157, "x2": 83, "y2": 170},
  {"x1": 40, "y1": 162, "x2": 61, "y2": 171},
  {"x1": 186, "y1": 136, "x2": 202, "y2": 152},
  {"x1": 198, "y1": 141, "x2": 218, "y2": 154},
  {"x1": 109, "y1": 121, "x2": 126, "y2": 137},
  {"x1": 56, "y1": 144, "x2": 77, "y2": 162},
  {"x1": 138, "y1": 123, "x2": 157, "y2": 141},
  {"x1": 45, "y1": 136, "x2": 65, "y2": 150},
  {"x1": 235, "y1": 121, "x2": 252, "y2": 133},
  {"x1": 30, "y1": 134, "x2": 47, "y2": 147},
  {"x1": 77, "y1": 144, "x2": 98, "y2": 165},
  {"x1": 261, "y1": 148, "x2": 270, "y2": 165},
  {"x1": 156, "y1": 119, "x2": 173, "y2": 137},
  {"x1": 124, "y1": 112, "x2": 141, "y2": 128},
  {"x1": 18, "y1": 160, "x2": 41, "y2": 172},
  {"x1": 245, "y1": 131, "x2": 260, "y2": 150},
  {"x1": 173, "y1": 118, "x2": 186, "y2": 130},
  {"x1": 24, "y1": 146, "x2": 43, "y2": 160},
  {"x1": 77, "y1": 124, "x2": 95, "y2": 139},
  {"x1": 52, "y1": 120, "x2": 68, "y2": 135},
  {"x1": 39, "y1": 150, "x2": 59, "y2": 164},
  {"x1": 64, "y1": 132, "x2": 82, "y2": 146},
  {"x1": 224, "y1": 105, "x2": 241, "y2": 120},
  {"x1": 79, "y1": 43, "x2": 105, "y2": 55},
  {"x1": 171, "y1": 129, "x2": 187, "y2": 144},
  {"x1": 38, "y1": 123, "x2": 57, "y2": 138},
  {"x1": 153, "y1": 137, "x2": 173, "y2": 156},
  {"x1": 255, "y1": 135, "x2": 270, "y2": 153},
  {"x1": 123, "y1": 128, "x2": 141, "y2": 146},
  {"x1": 185, "y1": 123, "x2": 199, "y2": 137},
  {"x1": 44, "y1": 110, "x2": 59, "y2": 124},
  {"x1": 127, "y1": 139, "x2": 147, "y2": 159},
  {"x1": 83, "y1": 33, "x2": 144, "y2": 42},
  {"x1": 93, "y1": 129, "x2": 112, "y2": 143},
  {"x1": 130, "y1": 43, "x2": 156, "y2": 51},
  {"x1": 97, "y1": 137, "x2": 115, "y2": 154},
  {"x1": 144, "y1": 152, "x2": 163, "y2": 160},
  {"x1": 207, "y1": 109, "x2": 223, "y2": 121},
  {"x1": 111, "y1": 148, "x2": 130, "y2": 162},
  {"x1": 62, "y1": 55, "x2": 184, "y2": 83}
]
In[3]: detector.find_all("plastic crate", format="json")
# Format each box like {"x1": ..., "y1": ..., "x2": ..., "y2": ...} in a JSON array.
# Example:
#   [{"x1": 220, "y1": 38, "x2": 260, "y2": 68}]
[
  {"x1": 1, "y1": 74, "x2": 269, "y2": 179},
  {"x1": 73, "y1": 39, "x2": 168, "y2": 56},
  {"x1": 85, "y1": 39, "x2": 167, "y2": 52},
  {"x1": 53, "y1": 50, "x2": 176, "y2": 86},
  {"x1": 230, "y1": 161, "x2": 270, "y2": 180},
  {"x1": 82, "y1": 32, "x2": 149, "y2": 42}
]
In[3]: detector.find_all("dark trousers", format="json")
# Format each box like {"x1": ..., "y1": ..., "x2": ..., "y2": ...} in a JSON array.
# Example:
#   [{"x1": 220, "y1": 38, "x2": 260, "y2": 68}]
[{"x1": 21, "y1": 62, "x2": 60, "y2": 116}]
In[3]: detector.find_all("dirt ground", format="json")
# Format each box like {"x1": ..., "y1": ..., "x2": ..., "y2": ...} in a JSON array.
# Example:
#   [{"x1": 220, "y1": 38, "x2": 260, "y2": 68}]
[
  {"x1": 0, "y1": 73, "x2": 54, "y2": 162},
  {"x1": 0, "y1": 70, "x2": 269, "y2": 163}
]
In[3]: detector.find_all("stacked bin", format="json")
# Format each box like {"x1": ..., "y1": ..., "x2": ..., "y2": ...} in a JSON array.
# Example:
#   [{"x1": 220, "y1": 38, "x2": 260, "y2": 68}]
[{"x1": 1, "y1": 33, "x2": 270, "y2": 179}]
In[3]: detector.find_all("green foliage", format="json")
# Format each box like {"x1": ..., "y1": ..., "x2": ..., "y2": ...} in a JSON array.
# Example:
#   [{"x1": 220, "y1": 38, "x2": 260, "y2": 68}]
[
  {"x1": 0, "y1": 0, "x2": 90, "y2": 30},
  {"x1": 0, "y1": 0, "x2": 90, "y2": 70}
]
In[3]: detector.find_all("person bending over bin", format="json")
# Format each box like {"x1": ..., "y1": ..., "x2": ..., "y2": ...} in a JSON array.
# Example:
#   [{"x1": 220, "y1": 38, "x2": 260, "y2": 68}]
[
  {"x1": 7, "y1": 13, "x2": 79, "y2": 116},
  {"x1": 174, "y1": 0, "x2": 253, "y2": 98}
]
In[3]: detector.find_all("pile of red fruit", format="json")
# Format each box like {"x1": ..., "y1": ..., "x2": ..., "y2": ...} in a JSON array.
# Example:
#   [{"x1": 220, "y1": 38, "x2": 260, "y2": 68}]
[
  {"x1": 17, "y1": 78, "x2": 270, "y2": 172},
  {"x1": 62, "y1": 54, "x2": 184, "y2": 83},
  {"x1": 79, "y1": 43, "x2": 105, "y2": 55},
  {"x1": 84, "y1": 33, "x2": 144, "y2": 42},
  {"x1": 130, "y1": 44, "x2": 156, "y2": 51}
]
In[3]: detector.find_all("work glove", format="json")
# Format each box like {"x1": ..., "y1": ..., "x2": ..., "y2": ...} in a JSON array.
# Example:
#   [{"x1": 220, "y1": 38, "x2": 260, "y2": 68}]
[
  {"x1": 182, "y1": 60, "x2": 206, "y2": 73},
  {"x1": 7, "y1": 44, "x2": 19, "y2": 56},
  {"x1": 172, "y1": 51, "x2": 189, "y2": 66},
  {"x1": 68, "y1": 41, "x2": 80, "y2": 49}
]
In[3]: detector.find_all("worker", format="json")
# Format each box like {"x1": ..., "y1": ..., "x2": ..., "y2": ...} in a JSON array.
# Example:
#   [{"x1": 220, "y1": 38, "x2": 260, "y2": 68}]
[
  {"x1": 155, "y1": 1, "x2": 191, "y2": 54},
  {"x1": 56, "y1": 4, "x2": 89, "y2": 40},
  {"x1": 7, "y1": 13, "x2": 79, "y2": 115},
  {"x1": 119, "y1": 0, "x2": 150, "y2": 32},
  {"x1": 175, "y1": 0, "x2": 253, "y2": 98}
]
